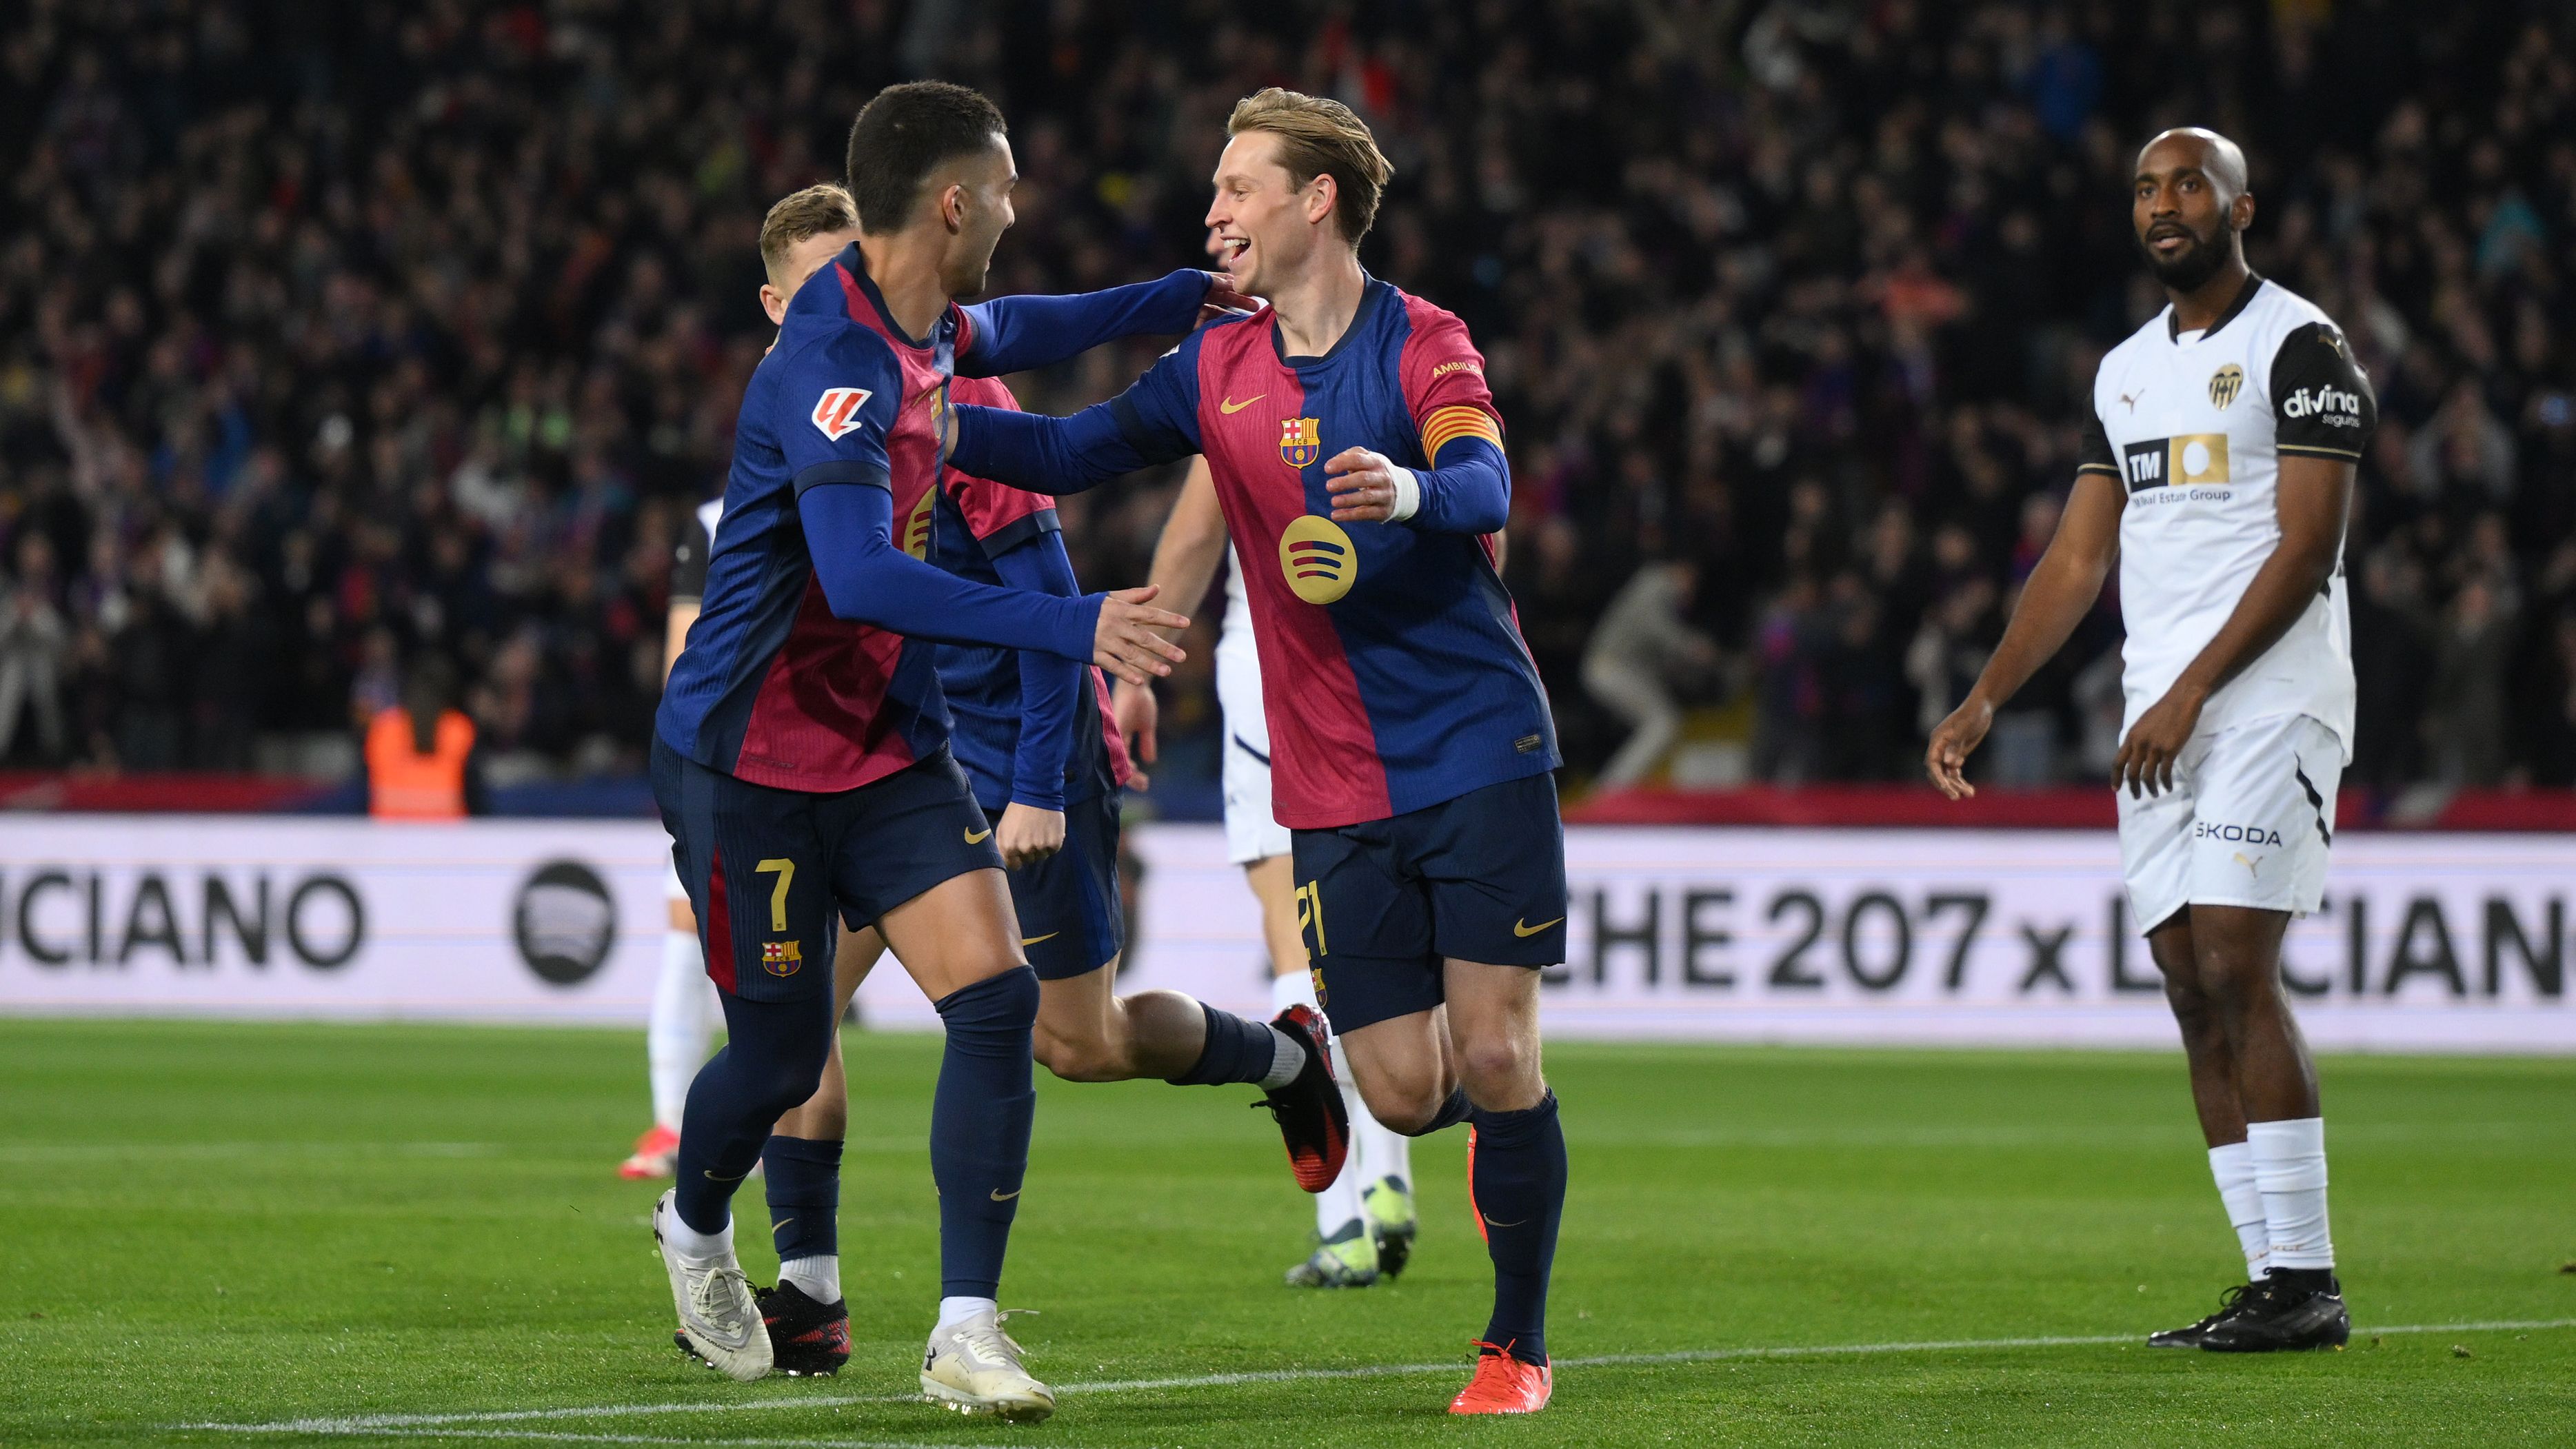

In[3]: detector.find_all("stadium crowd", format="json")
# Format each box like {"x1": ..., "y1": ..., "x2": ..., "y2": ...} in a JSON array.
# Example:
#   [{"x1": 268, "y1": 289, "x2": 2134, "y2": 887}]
[{"x1": 1, "y1": 1, "x2": 2570, "y2": 797}]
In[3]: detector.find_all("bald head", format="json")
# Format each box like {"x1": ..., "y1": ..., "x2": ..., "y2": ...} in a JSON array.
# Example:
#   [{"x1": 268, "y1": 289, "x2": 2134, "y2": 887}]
[
  {"x1": 2132, "y1": 127, "x2": 2255, "y2": 295},
  {"x1": 2138, "y1": 128, "x2": 2249, "y2": 202}
]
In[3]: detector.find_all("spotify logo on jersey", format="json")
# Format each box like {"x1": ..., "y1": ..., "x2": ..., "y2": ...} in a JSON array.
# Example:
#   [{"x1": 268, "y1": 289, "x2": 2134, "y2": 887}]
[{"x1": 1279, "y1": 516, "x2": 1358, "y2": 605}]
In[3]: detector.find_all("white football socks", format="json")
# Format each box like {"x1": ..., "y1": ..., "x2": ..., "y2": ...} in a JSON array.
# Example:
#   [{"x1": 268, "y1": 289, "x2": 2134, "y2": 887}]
[
  {"x1": 1257, "y1": 1024, "x2": 1306, "y2": 1090},
  {"x1": 648, "y1": 930, "x2": 716, "y2": 1129},
  {"x1": 779, "y1": 1253, "x2": 840, "y2": 1304},
  {"x1": 2206, "y1": 1141, "x2": 2271, "y2": 1281},
  {"x1": 935, "y1": 1295, "x2": 998, "y2": 1337},
  {"x1": 1270, "y1": 968, "x2": 1314, "y2": 1017},
  {"x1": 2247, "y1": 1117, "x2": 2334, "y2": 1271},
  {"x1": 661, "y1": 1205, "x2": 734, "y2": 1263}
]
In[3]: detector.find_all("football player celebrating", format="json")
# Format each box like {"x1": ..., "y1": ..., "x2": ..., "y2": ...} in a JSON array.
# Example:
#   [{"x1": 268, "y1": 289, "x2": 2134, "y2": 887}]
[
  {"x1": 652, "y1": 81, "x2": 1269, "y2": 1419},
  {"x1": 623, "y1": 185, "x2": 866, "y2": 1185},
  {"x1": 945, "y1": 88, "x2": 1568, "y2": 1415},
  {"x1": 1927, "y1": 128, "x2": 2373, "y2": 1352}
]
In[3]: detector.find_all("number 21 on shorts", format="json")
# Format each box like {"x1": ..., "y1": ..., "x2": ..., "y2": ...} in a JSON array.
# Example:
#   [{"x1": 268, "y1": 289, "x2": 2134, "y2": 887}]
[{"x1": 1294, "y1": 879, "x2": 1327, "y2": 957}]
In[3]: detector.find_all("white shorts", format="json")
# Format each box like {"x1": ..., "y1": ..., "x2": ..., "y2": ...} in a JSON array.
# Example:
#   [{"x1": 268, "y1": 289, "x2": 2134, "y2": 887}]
[
  {"x1": 2117, "y1": 713, "x2": 2342, "y2": 933},
  {"x1": 1218, "y1": 625, "x2": 1291, "y2": 865}
]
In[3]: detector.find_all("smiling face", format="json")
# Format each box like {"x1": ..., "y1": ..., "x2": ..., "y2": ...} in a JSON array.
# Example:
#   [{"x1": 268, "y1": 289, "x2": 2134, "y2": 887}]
[
  {"x1": 2132, "y1": 130, "x2": 2253, "y2": 293},
  {"x1": 937, "y1": 137, "x2": 1018, "y2": 299},
  {"x1": 1205, "y1": 130, "x2": 1336, "y2": 299}
]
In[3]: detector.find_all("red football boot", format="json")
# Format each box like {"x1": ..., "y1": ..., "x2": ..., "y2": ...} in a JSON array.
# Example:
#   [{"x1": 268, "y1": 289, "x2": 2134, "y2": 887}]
[
  {"x1": 1449, "y1": 1343, "x2": 1552, "y2": 1415},
  {"x1": 1255, "y1": 1004, "x2": 1350, "y2": 1192}
]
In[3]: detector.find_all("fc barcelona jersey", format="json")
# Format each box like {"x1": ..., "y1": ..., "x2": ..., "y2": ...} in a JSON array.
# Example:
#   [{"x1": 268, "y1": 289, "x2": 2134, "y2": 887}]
[{"x1": 1084, "y1": 278, "x2": 1556, "y2": 828}]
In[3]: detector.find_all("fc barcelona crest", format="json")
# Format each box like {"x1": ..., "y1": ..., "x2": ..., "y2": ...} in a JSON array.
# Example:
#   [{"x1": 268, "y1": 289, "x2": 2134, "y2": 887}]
[
  {"x1": 1279, "y1": 416, "x2": 1321, "y2": 469},
  {"x1": 761, "y1": 940, "x2": 803, "y2": 977}
]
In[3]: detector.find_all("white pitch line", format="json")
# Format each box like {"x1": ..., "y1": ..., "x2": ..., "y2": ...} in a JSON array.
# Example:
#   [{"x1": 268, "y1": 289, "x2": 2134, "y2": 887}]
[{"x1": 179, "y1": 1317, "x2": 2576, "y2": 1440}]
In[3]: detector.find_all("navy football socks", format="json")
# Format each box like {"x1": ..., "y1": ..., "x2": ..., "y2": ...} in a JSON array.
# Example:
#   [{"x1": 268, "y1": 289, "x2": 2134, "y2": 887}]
[
  {"x1": 762, "y1": 1134, "x2": 843, "y2": 1268},
  {"x1": 929, "y1": 966, "x2": 1040, "y2": 1299},
  {"x1": 1396, "y1": 1085, "x2": 1473, "y2": 1137},
  {"x1": 674, "y1": 993, "x2": 834, "y2": 1235},
  {"x1": 1470, "y1": 1091, "x2": 1566, "y2": 1366},
  {"x1": 1166, "y1": 1001, "x2": 1283, "y2": 1086}
]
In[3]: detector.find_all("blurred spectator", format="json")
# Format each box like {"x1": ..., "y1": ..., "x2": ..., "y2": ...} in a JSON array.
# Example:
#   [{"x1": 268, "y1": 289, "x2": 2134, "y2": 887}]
[
  {"x1": 0, "y1": 532, "x2": 69, "y2": 763},
  {"x1": 1582, "y1": 559, "x2": 1718, "y2": 788}
]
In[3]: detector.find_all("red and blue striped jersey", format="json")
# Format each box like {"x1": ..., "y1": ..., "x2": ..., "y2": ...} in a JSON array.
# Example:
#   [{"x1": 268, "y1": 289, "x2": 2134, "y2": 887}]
[
  {"x1": 974, "y1": 277, "x2": 1556, "y2": 828},
  {"x1": 930, "y1": 376, "x2": 1129, "y2": 811},
  {"x1": 654, "y1": 247, "x2": 965, "y2": 793}
]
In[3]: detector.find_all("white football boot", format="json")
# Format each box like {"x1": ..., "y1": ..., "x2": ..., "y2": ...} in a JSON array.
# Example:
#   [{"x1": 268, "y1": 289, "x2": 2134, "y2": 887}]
[
  {"x1": 920, "y1": 1308, "x2": 1055, "y2": 1422},
  {"x1": 652, "y1": 1190, "x2": 772, "y2": 1382}
]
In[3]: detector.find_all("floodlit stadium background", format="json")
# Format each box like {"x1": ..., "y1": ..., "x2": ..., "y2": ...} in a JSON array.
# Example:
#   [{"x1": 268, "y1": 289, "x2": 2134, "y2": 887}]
[{"x1": 0, "y1": 1, "x2": 2570, "y2": 1053}]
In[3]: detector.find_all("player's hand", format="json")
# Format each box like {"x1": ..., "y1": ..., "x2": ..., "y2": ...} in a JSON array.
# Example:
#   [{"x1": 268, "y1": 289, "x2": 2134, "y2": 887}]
[
  {"x1": 1325, "y1": 447, "x2": 1406, "y2": 523},
  {"x1": 1094, "y1": 585, "x2": 1189, "y2": 686},
  {"x1": 995, "y1": 802, "x2": 1066, "y2": 870},
  {"x1": 1111, "y1": 678, "x2": 1160, "y2": 790},
  {"x1": 2115, "y1": 685, "x2": 2206, "y2": 798},
  {"x1": 1924, "y1": 695, "x2": 1994, "y2": 800},
  {"x1": 1198, "y1": 270, "x2": 1258, "y2": 322}
]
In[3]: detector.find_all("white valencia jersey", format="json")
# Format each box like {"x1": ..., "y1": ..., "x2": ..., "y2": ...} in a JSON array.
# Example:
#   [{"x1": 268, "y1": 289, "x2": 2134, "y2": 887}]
[{"x1": 2080, "y1": 276, "x2": 2377, "y2": 760}]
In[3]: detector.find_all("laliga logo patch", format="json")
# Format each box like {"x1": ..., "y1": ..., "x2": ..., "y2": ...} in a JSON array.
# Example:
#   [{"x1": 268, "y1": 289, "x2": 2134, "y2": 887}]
[
  {"x1": 1279, "y1": 515, "x2": 1357, "y2": 605},
  {"x1": 812, "y1": 387, "x2": 873, "y2": 440},
  {"x1": 762, "y1": 939, "x2": 804, "y2": 976},
  {"x1": 1279, "y1": 416, "x2": 1322, "y2": 469}
]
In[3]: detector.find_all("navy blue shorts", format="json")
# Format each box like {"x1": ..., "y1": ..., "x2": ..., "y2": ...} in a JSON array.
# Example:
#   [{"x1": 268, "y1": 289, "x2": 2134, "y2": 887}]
[
  {"x1": 1290, "y1": 770, "x2": 1567, "y2": 1033},
  {"x1": 994, "y1": 791, "x2": 1124, "y2": 980},
  {"x1": 651, "y1": 737, "x2": 1003, "y2": 1004}
]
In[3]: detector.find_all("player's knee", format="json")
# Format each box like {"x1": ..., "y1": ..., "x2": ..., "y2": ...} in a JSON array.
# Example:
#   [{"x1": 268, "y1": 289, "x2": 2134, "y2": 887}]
[
  {"x1": 1456, "y1": 1035, "x2": 1538, "y2": 1101},
  {"x1": 1032, "y1": 1022, "x2": 1125, "y2": 1083},
  {"x1": 2162, "y1": 973, "x2": 2213, "y2": 1029}
]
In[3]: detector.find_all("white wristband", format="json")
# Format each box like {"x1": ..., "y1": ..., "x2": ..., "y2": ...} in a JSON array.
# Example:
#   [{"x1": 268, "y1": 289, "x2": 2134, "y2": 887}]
[{"x1": 1387, "y1": 465, "x2": 1421, "y2": 523}]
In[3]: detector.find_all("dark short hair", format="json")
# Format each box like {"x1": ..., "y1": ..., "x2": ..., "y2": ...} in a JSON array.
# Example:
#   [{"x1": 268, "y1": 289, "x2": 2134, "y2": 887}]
[{"x1": 844, "y1": 81, "x2": 1007, "y2": 234}]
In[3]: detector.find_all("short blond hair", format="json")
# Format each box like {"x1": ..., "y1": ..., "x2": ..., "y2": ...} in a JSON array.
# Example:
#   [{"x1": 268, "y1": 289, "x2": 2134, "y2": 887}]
[
  {"x1": 1226, "y1": 88, "x2": 1393, "y2": 245},
  {"x1": 758, "y1": 184, "x2": 860, "y2": 285}
]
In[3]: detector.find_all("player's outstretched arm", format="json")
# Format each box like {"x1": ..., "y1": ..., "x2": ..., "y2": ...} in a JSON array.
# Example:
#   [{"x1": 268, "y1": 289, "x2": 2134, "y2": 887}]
[
  {"x1": 957, "y1": 271, "x2": 1251, "y2": 378},
  {"x1": 796, "y1": 481, "x2": 1186, "y2": 685},
  {"x1": 1926, "y1": 469, "x2": 2126, "y2": 800},
  {"x1": 1111, "y1": 457, "x2": 1226, "y2": 789}
]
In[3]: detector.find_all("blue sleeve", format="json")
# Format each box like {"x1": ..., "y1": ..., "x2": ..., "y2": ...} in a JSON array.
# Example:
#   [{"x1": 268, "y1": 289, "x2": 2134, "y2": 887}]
[
  {"x1": 794, "y1": 483, "x2": 1100, "y2": 665},
  {"x1": 775, "y1": 326, "x2": 1097, "y2": 663},
  {"x1": 989, "y1": 531, "x2": 1087, "y2": 811},
  {"x1": 1409, "y1": 436, "x2": 1511, "y2": 535},
  {"x1": 949, "y1": 337, "x2": 1204, "y2": 494},
  {"x1": 956, "y1": 270, "x2": 1211, "y2": 377}
]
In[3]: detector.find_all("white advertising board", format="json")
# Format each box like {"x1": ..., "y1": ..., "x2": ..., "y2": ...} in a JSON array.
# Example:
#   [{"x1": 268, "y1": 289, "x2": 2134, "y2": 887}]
[
  {"x1": 3, "y1": 818, "x2": 2570, "y2": 1053},
  {"x1": 0, "y1": 816, "x2": 671, "y2": 1022}
]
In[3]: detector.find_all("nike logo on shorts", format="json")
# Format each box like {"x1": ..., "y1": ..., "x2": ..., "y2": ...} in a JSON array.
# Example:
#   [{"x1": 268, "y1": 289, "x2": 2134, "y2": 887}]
[
  {"x1": 989, "y1": 1188, "x2": 1020, "y2": 1202},
  {"x1": 1020, "y1": 933, "x2": 1058, "y2": 946},
  {"x1": 965, "y1": 827, "x2": 992, "y2": 844},
  {"x1": 1512, "y1": 917, "x2": 1564, "y2": 938}
]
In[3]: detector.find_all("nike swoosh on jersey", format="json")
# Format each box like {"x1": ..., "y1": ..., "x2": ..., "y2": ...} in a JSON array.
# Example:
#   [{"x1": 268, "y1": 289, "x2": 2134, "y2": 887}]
[
  {"x1": 1511, "y1": 917, "x2": 1564, "y2": 938},
  {"x1": 1220, "y1": 394, "x2": 1267, "y2": 414},
  {"x1": 989, "y1": 1188, "x2": 1020, "y2": 1202},
  {"x1": 964, "y1": 827, "x2": 992, "y2": 844},
  {"x1": 1020, "y1": 933, "x2": 1059, "y2": 946}
]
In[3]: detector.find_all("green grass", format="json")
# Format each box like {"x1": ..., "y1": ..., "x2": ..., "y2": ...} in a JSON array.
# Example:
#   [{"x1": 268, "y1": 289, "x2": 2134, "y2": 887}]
[{"x1": 1, "y1": 1021, "x2": 2572, "y2": 1447}]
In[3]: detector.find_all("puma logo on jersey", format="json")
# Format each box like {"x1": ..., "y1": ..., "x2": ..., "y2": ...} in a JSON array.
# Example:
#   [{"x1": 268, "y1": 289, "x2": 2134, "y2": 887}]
[
  {"x1": 2281, "y1": 384, "x2": 2364, "y2": 425},
  {"x1": 2119, "y1": 387, "x2": 2148, "y2": 411},
  {"x1": 811, "y1": 387, "x2": 873, "y2": 440}
]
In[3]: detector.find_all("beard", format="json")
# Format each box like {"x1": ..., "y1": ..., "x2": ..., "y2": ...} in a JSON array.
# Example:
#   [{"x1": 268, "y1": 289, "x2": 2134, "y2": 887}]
[{"x1": 2140, "y1": 224, "x2": 2231, "y2": 291}]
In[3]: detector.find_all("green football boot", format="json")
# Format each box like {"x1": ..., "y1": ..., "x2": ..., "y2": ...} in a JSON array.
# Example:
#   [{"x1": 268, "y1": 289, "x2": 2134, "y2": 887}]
[
  {"x1": 1285, "y1": 1217, "x2": 1379, "y2": 1288},
  {"x1": 1362, "y1": 1175, "x2": 1419, "y2": 1281}
]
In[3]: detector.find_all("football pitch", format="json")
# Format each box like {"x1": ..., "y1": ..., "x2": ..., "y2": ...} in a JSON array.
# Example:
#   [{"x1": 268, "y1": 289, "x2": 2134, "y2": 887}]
[{"x1": 2, "y1": 1021, "x2": 2570, "y2": 1446}]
